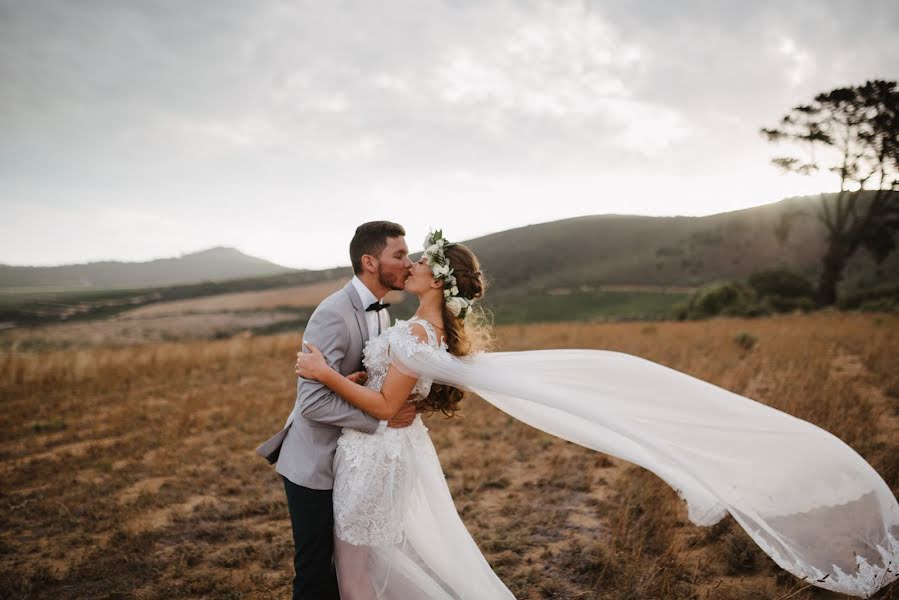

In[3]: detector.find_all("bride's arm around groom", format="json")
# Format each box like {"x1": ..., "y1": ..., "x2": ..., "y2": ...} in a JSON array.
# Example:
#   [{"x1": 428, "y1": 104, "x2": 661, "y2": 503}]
[{"x1": 293, "y1": 304, "x2": 383, "y2": 429}]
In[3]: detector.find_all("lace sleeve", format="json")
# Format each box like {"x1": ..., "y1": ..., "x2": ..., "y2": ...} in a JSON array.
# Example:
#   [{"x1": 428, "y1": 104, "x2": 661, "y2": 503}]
[
  {"x1": 387, "y1": 322, "x2": 438, "y2": 362},
  {"x1": 387, "y1": 322, "x2": 447, "y2": 399}
]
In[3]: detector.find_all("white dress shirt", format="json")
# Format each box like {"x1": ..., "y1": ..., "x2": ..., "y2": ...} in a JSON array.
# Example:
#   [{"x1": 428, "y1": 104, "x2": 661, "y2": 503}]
[
  {"x1": 351, "y1": 275, "x2": 387, "y2": 337},
  {"x1": 351, "y1": 276, "x2": 389, "y2": 433}
]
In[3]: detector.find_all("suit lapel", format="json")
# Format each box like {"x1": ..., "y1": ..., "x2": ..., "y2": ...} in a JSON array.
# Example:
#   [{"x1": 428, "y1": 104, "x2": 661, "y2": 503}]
[
  {"x1": 355, "y1": 308, "x2": 370, "y2": 342},
  {"x1": 343, "y1": 280, "x2": 370, "y2": 342}
]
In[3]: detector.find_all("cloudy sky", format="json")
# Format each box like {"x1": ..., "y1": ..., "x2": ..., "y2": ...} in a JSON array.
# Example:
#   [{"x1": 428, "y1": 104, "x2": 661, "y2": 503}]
[{"x1": 2, "y1": 0, "x2": 898, "y2": 269}]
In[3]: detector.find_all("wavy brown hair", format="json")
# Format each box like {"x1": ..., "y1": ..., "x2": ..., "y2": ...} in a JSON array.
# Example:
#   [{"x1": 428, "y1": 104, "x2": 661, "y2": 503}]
[{"x1": 417, "y1": 243, "x2": 493, "y2": 418}]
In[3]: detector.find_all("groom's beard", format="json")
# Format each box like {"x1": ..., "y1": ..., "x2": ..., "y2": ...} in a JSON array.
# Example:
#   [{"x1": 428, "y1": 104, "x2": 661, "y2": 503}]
[{"x1": 377, "y1": 266, "x2": 406, "y2": 291}]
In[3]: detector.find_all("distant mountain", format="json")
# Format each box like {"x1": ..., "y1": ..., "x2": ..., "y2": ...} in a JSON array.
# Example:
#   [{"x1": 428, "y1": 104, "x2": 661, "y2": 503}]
[
  {"x1": 2, "y1": 192, "x2": 897, "y2": 323},
  {"x1": 462, "y1": 192, "x2": 899, "y2": 297},
  {"x1": 0, "y1": 246, "x2": 295, "y2": 289}
]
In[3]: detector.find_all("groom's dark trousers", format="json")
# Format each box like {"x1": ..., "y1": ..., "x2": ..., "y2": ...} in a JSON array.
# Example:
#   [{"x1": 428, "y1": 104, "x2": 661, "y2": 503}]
[{"x1": 283, "y1": 476, "x2": 340, "y2": 600}]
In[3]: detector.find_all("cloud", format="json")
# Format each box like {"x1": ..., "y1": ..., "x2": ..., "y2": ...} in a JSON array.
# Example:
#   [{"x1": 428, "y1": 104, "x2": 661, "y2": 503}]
[{"x1": 1, "y1": 0, "x2": 898, "y2": 266}]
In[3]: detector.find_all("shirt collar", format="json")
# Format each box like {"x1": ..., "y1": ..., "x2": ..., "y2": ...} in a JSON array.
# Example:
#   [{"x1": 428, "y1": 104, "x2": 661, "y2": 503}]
[{"x1": 351, "y1": 275, "x2": 380, "y2": 308}]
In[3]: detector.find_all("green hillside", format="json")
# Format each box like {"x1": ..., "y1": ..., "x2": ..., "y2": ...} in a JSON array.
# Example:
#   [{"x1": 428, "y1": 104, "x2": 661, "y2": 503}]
[
  {"x1": 2, "y1": 192, "x2": 897, "y2": 327},
  {"x1": 463, "y1": 192, "x2": 899, "y2": 296}
]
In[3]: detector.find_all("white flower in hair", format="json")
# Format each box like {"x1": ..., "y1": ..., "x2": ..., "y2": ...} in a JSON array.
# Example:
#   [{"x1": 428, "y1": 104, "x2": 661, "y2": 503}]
[
  {"x1": 423, "y1": 228, "x2": 477, "y2": 320},
  {"x1": 445, "y1": 296, "x2": 468, "y2": 317}
]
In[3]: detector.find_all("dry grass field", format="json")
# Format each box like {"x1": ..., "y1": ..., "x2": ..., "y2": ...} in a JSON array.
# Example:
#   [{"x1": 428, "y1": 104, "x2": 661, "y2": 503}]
[{"x1": 1, "y1": 311, "x2": 898, "y2": 599}]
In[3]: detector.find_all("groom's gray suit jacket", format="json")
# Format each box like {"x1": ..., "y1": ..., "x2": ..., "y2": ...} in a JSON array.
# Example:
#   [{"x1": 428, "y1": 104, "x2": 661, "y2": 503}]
[{"x1": 271, "y1": 280, "x2": 383, "y2": 490}]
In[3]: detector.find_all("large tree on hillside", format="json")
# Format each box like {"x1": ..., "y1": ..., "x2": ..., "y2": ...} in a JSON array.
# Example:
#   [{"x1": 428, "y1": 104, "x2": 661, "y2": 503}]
[{"x1": 761, "y1": 80, "x2": 899, "y2": 306}]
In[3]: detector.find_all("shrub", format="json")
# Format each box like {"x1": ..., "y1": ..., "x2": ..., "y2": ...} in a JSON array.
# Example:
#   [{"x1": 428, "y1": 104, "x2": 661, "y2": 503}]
[
  {"x1": 760, "y1": 295, "x2": 815, "y2": 313},
  {"x1": 733, "y1": 332, "x2": 757, "y2": 351},
  {"x1": 859, "y1": 297, "x2": 897, "y2": 313},
  {"x1": 747, "y1": 268, "x2": 814, "y2": 300},
  {"x1": 680, "y1": 270, "x2": 819, "y2": 321},
  {"x1": 839, "y1": 284, "x2": 899, "y2": 310},
  {"x1": 684, "y1": 282, "x2": 761, "y2": 319},
  {"x1": 670, "y1": 301, "x2": 689, "y2": 321}
]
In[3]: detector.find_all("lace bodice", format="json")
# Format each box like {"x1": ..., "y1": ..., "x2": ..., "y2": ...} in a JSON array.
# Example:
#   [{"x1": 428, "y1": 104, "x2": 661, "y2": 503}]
[{"x1": 361, "y1": 317, "x2": 447, "y2": 402}]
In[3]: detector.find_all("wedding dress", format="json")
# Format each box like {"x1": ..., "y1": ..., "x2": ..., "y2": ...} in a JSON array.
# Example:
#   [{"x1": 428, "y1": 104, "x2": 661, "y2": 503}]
[
  {"x1": 333, "y1": 318, "x2": 898, "y2": 598},
  {"x1": 332, "y1": 317, "x2": 516, "y2": 599}
]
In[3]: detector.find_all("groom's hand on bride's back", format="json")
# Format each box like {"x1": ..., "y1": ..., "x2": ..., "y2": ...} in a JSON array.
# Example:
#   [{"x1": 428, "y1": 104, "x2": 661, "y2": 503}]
[
  {"x1": 347, "y1": 371, "x2": 368, "y2": 385},
  {"x1": 387, "y1": 403, "x2": 416, "y2": 429}
]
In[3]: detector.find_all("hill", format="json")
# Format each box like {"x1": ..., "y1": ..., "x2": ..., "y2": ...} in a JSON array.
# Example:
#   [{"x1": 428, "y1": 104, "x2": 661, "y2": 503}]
[
  {"x1": 0, "y1": 246, "x2": 294, "y2": 289},
  {"x1": 5, "y1": 193, "x2": 896, "y2": 296},
  {"x1": 463, "y1": 192, "x2": 899, "y2": 296},
  {"x1": 1, "y1": 192, "x2": 897, "y2": 329}
]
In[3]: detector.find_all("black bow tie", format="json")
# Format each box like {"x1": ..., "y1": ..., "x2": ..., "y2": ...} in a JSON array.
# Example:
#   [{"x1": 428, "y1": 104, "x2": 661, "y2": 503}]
[{"x1": 366, "y1": 301, "x2": 390, "y2": 312}]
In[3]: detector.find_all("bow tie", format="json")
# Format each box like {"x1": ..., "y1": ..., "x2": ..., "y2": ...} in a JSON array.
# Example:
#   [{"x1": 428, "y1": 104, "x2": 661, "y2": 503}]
[{"x1": 366, "y1": 301, "x2": 390, "y2": 312}]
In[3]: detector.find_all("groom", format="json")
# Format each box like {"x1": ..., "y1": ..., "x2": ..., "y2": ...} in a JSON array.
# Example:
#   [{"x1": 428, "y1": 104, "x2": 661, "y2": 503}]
[{"x1": 257, "y1": 221, "x2": 417, "y2": 600}]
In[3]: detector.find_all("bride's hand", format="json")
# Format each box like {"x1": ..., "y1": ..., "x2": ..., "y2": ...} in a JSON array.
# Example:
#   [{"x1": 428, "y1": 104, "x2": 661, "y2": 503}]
[{"x1": 295, "y1": 343, "x2": 332, "y2": 381}]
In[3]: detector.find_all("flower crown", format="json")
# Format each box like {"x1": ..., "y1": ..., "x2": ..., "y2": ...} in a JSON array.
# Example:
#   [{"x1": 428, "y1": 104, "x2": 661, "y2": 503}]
[{"x1": 423, "y1": 229, "x2": 473, "y2": 319}]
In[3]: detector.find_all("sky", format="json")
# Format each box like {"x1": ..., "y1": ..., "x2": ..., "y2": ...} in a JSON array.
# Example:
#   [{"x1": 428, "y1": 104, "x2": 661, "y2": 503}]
[{"x1": 1, "y1": 0, "x2": 898, "y2": 269}]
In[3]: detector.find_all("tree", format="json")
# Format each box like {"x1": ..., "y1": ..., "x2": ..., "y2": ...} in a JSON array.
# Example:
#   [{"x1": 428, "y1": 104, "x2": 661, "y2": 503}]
[{"x1": 761, "y1": 80, "x2": 899, "y2": 306}]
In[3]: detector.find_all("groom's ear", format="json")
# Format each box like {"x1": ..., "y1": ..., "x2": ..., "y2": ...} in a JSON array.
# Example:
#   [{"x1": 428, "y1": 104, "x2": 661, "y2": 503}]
[{"x1": 360, "y1": 254, "x2": 377, "y2": 273}]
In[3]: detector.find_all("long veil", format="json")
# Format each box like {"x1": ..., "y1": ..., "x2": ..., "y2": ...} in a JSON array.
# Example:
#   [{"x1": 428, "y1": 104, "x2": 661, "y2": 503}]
[{"x1": 389, "y1": 345, "x2": 899, "y2": 598}]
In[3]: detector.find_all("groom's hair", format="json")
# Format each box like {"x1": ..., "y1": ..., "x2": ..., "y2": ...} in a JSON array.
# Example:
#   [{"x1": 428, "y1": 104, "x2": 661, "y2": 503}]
[{"x1": 350, "y1": 221, "x2": 406, "y2": 274}]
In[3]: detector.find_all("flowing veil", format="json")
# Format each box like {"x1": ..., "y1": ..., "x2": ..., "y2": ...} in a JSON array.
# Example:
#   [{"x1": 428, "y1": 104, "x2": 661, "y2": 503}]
[{"x1": 385, "y1": 345, "x2": 899, "y2": 598}]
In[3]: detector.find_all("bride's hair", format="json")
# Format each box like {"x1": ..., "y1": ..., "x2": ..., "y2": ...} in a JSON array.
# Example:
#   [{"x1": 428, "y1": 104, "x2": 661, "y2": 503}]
[{"x1": 419, "y1": 243, "x2": 493, "y2": 418}]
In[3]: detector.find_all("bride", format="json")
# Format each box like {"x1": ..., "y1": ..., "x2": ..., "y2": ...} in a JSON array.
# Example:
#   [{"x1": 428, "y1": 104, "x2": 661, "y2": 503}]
[{"x1": 295, "y1": 230, "x2": 899, "y2": 599}]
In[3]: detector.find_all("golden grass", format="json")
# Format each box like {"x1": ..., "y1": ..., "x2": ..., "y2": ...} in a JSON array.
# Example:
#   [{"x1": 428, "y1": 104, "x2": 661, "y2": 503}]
[{"x1": 1, "y1": 311, "x2": 897, "y2": 599}]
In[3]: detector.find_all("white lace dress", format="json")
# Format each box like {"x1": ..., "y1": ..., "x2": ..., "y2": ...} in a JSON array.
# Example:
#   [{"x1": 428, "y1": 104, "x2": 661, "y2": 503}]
[
  {"x1": 331, "y1": 318, "x2": 516, "y2": 599},
  {"x1": 333, "y1": 317, "x2": 443, "y2": 547}
]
